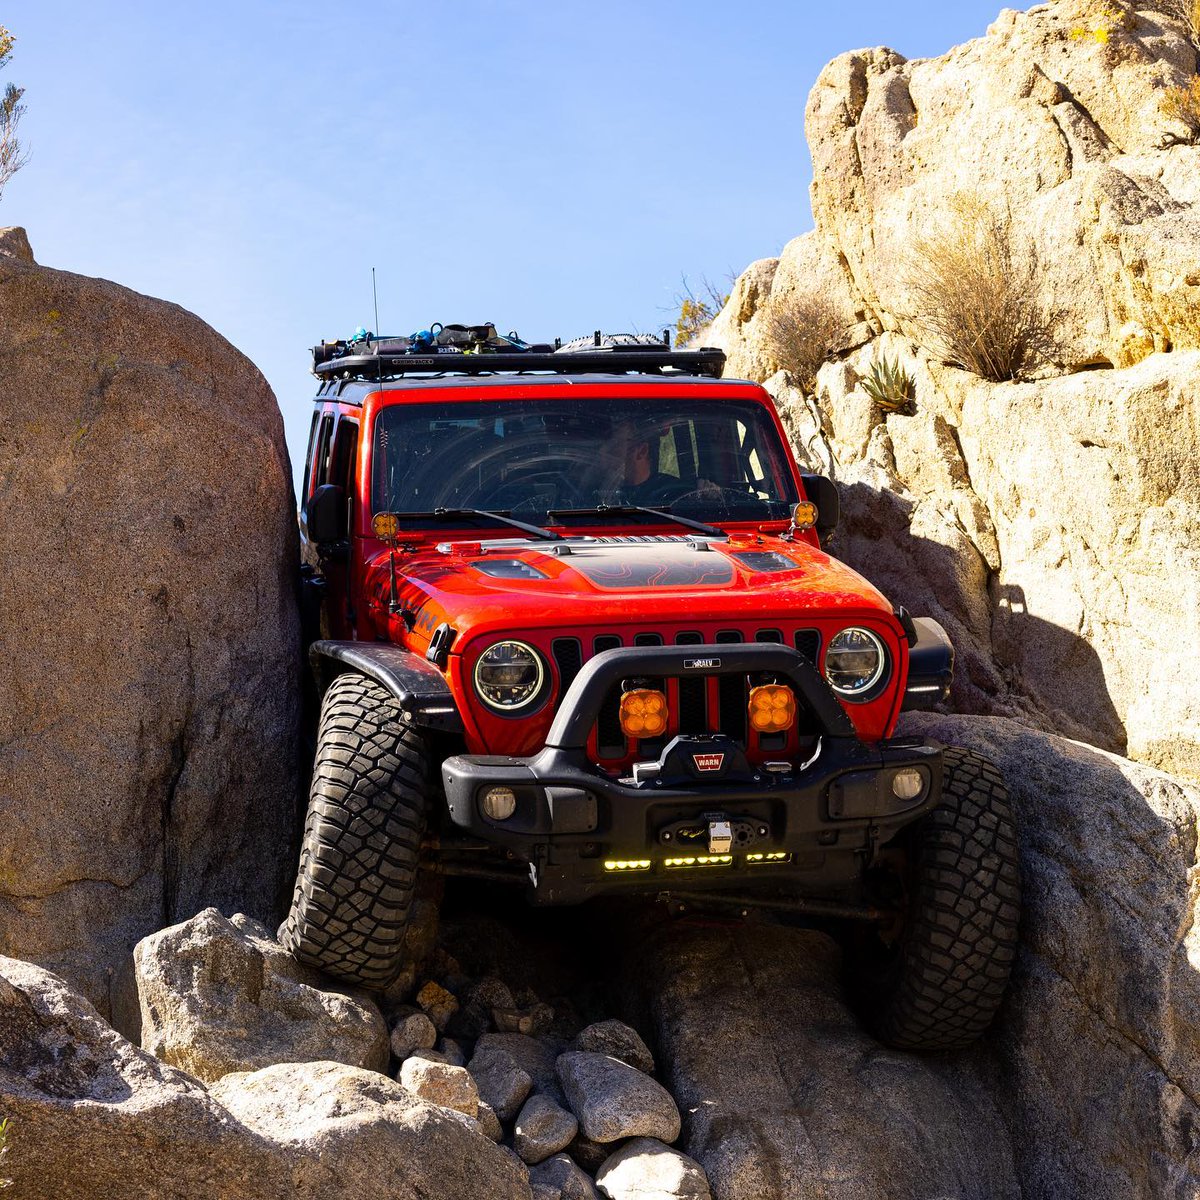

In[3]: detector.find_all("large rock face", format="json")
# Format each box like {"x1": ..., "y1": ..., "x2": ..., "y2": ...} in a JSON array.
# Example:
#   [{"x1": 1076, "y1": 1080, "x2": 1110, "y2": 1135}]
[
  {"x1": 0, "y1": 228, "x2": 301, "y2": 1010},
  {"x1": 633, "y1": 924, "x2": 1017, "y2": 1199},
  {"x1": 705, "y1": 1, "x2": 1200, "y2": 779},
  {"x1": 631, "y1": 715, "x2": 1200, "y2": 1199},
  {"x1": 902, "y1": 712, "x2": 1200, "y2": 1199},
  {"x1": 772, "y1": 341, "x2": 1200, "y2": 775}
]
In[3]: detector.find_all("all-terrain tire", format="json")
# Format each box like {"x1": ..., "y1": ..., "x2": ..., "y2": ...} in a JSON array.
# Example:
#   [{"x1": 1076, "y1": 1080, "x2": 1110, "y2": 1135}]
[
  {"x1": 279, "y1": 671, "x2": 429, "y2": 988},
  {"x1": 857, "y1": 746, "x2": 1021, "y2": 1050}
]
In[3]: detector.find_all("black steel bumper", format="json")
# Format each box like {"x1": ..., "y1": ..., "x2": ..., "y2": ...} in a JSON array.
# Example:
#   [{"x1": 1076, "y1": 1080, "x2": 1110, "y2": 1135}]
[{"x1": 441, "y1": 643, "x2": 944, "y2": 905}]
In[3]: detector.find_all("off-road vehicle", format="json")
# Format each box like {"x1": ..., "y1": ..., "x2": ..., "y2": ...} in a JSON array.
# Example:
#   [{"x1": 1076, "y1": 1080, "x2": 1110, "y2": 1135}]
[{"x1": 285, "y1": 326, "x2": 1020, "y2": 1050}]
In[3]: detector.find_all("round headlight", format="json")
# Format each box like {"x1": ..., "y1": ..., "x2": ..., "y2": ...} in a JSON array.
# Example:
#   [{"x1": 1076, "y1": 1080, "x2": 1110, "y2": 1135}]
[
  {"x1": 473, "y1": 640, "x2": 547, "y2": 713},
  {"x1": 825, "y1": 627, "x2": 887, "y2": 697}
]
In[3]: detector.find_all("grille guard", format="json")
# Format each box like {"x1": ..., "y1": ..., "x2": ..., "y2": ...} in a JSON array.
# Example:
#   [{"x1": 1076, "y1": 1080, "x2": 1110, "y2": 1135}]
[{"x1": 544, "y1": 642, "x2": 857, "y2": 753}]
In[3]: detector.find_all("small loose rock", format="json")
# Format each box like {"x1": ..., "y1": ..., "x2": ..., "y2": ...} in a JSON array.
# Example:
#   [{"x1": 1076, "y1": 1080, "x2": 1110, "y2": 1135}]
[
  {"x1": 416, "y1": 980, "x2": 460, "y2": 1032},
  {"x1": 399, "y1": 1053, "x2": 479, "y2": 1118},
  {"x1": 557, "y1": 1052, "x2": 681, "y2": 1145},
  {"x1": 531, "y1": 1153, "x2": 602, "y2": 1200},
  {"x1": 494, "y1": 1003, "x2": 554, "y2": 1036},
  {"x1": 468, "y1": 975, "x2": 516, "y2": 1011},
  {"x1": 468, "y1": 1041, "x2": 534, "y2": 1122},
  {"x1": 476, "y1": 1099, "x2": 505, "y2": 1142},
  {"x1": 574, "y1": 1019, "x2": 655, "y2": 1074},
  {"x1": 478, "y1": 1032, "x2": 565, "y2": 1104},
  {"x1": 390, "y1": 1010, "x2": 438, "y2": 1060},
  {"x1": 514, "y1": 1093, "x2": 579, "y2": 1165},
  {"x1": 594, "y1": 1138, "x2": 711, "y2": 1200},
  {"x1": 439, "y1": 1036, "x2": 467, "y2": 1067},
  {"x1": 568, "y1": 1132, "x2": 610, "y2": 1174}
]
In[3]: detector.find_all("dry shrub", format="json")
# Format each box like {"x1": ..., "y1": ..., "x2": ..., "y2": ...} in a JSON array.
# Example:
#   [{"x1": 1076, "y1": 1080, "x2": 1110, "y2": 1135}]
[
  {"x1": 1159, "y1": 0, "x2": 1200, "y2": 41},
  {"x1": 903, "y1": 195, "x2": 1056, "y2": 383},
  {"x1": 1163, "y1": 74, "x2": 1200, "y2": 128},
  {"x1": 761, "y1": 294, "x2": 848, "y2": 394}
]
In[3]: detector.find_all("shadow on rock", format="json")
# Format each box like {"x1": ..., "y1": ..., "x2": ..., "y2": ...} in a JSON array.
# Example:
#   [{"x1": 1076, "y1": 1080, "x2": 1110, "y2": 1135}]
[
  {"x1": 830, "y1": 480, "x2": 1127, "y2": 755},
  {"x1": 904, "y1": 714, "x2": 1200, "y2": 1199}
]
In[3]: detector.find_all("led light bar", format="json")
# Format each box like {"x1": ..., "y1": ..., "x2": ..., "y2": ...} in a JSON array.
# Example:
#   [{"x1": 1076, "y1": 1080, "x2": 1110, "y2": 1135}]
[{"x1": 663, "y1": 855, "x2": 733, "y2": 869}]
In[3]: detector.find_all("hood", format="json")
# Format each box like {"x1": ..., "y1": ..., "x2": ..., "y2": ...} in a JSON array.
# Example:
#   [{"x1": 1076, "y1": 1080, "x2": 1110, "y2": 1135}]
[{"x1": 380, "y1": 533, "x2": 895, "y2": 648}]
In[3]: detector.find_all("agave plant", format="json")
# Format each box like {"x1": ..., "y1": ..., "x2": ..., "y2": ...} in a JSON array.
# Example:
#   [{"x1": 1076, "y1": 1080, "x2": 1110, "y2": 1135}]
[{"x1": 862, "y1": 355, "x2": 916, "y2": 414}]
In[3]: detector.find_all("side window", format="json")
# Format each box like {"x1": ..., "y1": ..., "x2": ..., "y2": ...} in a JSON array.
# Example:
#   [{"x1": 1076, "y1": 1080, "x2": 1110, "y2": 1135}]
[
  {"x1": 306, "y1": 411, "x2": 335, "y2": 511},
  {"x1": 302, "y1": 411, "x2": 320, "y2": 505},
  {"x1": 330, "y1": 418, "x2": 359, "y2": 535}
]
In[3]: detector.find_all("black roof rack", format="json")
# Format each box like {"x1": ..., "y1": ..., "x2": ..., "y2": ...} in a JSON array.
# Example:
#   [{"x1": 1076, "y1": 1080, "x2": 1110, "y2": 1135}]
[{"x1": 311, "y1": 332, "x2": 726, "y2": 381}]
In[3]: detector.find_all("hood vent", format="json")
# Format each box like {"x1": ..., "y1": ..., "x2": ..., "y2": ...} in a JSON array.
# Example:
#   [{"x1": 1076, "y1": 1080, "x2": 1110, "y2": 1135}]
[{"x1": 470, "y1": 558, "x2": 549, "y2": 580}]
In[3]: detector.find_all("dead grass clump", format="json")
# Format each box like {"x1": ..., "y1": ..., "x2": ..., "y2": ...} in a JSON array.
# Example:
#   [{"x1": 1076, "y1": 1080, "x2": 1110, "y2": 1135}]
[
  {"x1": 761, "y1": 294, "x2": 848, "y2": 394},
  {"x1": 1163, "y1": 75, "x2": 1200, "y2": 129},
  {"x1": 903, "y1": 195, "x2": 1056, "y2": 383}
]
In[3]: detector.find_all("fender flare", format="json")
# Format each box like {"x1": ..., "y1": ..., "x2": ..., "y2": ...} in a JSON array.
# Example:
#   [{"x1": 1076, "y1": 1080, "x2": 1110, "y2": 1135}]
[{"x1": 309, "y1": 640, "x2": 463, "y2": 733}]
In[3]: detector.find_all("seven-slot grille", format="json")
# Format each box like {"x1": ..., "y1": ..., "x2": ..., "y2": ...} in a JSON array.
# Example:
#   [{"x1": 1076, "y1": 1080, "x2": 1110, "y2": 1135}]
[{"x1": 551, "y1": 628, "x2": 823, "y2": 761}]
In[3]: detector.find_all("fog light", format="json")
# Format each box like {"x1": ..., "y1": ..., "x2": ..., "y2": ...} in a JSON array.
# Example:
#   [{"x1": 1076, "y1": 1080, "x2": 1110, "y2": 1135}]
[
  {"x1": 481, "y1": 786, "x2": 518, "y2": 820},
  {"x1": 749, "y1": 684, "x2": 796, "y2": 732},
  {"x1": 891, "y1": 768, "x2": 925, "y2": 801},
  {"x1": 620, "y1": 689, "x2": 668, "y2": 738}
]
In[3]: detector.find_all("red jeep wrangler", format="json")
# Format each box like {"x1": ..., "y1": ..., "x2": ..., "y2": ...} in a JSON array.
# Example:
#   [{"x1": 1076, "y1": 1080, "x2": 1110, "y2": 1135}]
[{"x1": 284, "y1": 329, "x2": 1020, "y2": 1050}]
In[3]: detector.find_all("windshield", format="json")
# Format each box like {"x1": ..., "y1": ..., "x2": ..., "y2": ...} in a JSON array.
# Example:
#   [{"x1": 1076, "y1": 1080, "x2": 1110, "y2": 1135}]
[{"x1": 371, "y1": 395, "x2": 799, "y2": 527}]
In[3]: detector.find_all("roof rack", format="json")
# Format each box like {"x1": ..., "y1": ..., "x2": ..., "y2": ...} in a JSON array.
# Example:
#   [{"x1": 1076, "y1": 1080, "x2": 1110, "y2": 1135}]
[{"x1": 311, "y1": 330, "x2": 726, "y2": 381}]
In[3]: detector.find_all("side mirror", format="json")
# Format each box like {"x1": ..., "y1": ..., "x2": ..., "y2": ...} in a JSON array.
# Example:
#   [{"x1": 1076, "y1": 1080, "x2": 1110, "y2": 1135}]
[
  {"x1": 800, "y1": 474, "x2": 839, "y2": 535},
  {"x1": 307, "y1": 483, "x2": 346, "y2": 546}
]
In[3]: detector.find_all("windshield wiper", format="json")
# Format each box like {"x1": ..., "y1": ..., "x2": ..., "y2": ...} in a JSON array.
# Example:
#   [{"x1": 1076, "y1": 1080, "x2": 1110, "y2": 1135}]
[
  {"x1": 428, "y1": 507, "x2": 561, "y2": 541},
  {"x1": 546, "y1": 504, "x2": 724, "y2": 538}
]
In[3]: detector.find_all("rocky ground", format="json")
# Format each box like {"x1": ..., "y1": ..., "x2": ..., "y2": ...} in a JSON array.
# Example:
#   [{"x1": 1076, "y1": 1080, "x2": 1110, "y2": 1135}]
[{"x1": 5, "y1": 712, "x2": 1200, "y2": 1198}]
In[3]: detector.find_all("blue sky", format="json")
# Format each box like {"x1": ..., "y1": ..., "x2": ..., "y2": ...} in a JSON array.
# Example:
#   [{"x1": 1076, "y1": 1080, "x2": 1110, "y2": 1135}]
[{"x1": 3, "y1": 1, "x2": 1007, "y2": 488}]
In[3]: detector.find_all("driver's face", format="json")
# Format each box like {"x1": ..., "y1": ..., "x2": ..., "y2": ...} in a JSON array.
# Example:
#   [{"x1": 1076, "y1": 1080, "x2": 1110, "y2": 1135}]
[{"x1": 600, "y1": 422, "x2": 651, "y2": 487}]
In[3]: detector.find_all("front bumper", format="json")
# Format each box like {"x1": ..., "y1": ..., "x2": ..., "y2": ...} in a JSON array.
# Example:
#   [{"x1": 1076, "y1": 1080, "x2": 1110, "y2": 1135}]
[{"x1": 440, "y1": 643, "x2": 944, "y2": 905}]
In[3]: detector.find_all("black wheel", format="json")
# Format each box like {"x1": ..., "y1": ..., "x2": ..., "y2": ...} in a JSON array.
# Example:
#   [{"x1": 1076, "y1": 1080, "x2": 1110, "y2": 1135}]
[
  {"x1": 279, "y1": 671, "x2": 429, "y2": 988},
  {"x1": 851, "y1": 746, "x2": 1021, "y2": 1050}
]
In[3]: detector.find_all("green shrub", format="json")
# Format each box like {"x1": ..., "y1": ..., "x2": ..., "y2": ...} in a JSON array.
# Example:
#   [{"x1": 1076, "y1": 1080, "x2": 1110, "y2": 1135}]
[
  {"x1": 904, "y1": 194, "x2": 1056, "y2": 382},
  {"x1": 673, "y1": 276, "x2": 730, "y2": 348},
  {"x1": 761, "y1": 294, "x2": 847, "y2": 395},
  {"x1": 861, "y1": 356, "x2": 916, "y2": 414},
  {"x1": 0, "y1": 1116, "x2": 12, "y2": 1189},
  {"x1": 1069, "y1": 2, "x2": 1137, "y2": 44},
  {"x1": 0, "y1": 24, "x2": 29, "y2": 202}
]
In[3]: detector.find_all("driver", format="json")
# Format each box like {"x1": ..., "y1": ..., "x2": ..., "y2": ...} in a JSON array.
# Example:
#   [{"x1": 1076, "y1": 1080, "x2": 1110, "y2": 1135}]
[{"x1": 600, "y1": 421, "x2": 680, "y2": 504}]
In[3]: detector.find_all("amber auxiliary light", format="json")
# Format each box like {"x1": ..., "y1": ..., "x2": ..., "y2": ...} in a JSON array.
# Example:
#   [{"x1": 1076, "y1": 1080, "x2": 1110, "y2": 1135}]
[
  {"x1": 372, "y1": 512, "x2": 401, "y2": 539},
  {"x1": 790, "y1": 500, "x2": 818, "y2": 533},
  {"x1": 619, "y1": 689, "x2": 668, "y2": 738},
  {"x1": 749, "y1": 684, "x2": 796, "y2": 733}
]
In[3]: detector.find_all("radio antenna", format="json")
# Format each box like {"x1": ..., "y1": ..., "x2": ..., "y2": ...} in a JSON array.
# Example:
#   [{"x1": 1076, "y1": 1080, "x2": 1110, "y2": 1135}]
[{"x1": 371, "y1": 266, "x2": 381, "y2": 337}]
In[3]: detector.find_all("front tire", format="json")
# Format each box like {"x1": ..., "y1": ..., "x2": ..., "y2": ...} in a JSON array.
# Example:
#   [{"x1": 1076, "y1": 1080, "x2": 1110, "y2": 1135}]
[
  {"x1": 853, "y1": 746, "x2": 1021, "y2": 1050},
  {"x1": 279, "y1": 671, "x2": 429, "y2": 988}
]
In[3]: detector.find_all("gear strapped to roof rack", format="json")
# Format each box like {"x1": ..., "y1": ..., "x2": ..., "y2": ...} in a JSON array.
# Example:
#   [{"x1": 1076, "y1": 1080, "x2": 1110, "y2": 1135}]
[{"x1": 310, "y1": 327, "x2": 726, "y2": 381}]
